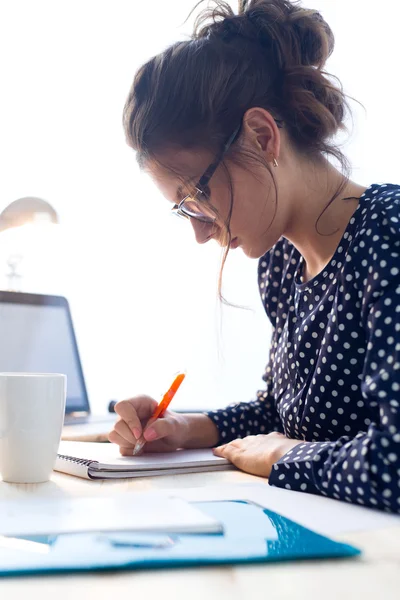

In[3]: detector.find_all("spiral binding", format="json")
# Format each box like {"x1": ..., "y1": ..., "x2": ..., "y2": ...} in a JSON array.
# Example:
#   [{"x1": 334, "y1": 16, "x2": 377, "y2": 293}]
[{"x1": 57, "y1": 454, "x2": 97, "y2": 467}]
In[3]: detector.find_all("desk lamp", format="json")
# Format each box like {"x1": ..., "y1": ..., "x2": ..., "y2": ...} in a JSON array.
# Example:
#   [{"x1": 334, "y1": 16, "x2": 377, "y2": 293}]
[{"x1": 0, "y1": 197, "x2": 59, "y2": 290}]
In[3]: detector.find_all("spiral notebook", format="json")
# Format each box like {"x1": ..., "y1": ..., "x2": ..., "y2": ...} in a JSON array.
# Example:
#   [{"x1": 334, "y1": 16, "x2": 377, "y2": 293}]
[{"x1": 55, "y1": 441, "x2": 233, "y2": 480}]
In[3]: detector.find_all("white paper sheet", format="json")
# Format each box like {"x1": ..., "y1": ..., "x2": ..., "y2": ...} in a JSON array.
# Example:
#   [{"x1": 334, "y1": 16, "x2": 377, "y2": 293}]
[
  {"x1": 175, "y1": 483, "x2": 400, "y2": 535},
  {"x1": 0, "y1": 493, "x2": 222, "y2": 537}
]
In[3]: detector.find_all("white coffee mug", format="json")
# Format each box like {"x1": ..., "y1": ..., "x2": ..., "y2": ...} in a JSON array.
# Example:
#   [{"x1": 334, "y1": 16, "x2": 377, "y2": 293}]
[{"x1": 0, "y1": 373, "x2": 66, "y2": 483}]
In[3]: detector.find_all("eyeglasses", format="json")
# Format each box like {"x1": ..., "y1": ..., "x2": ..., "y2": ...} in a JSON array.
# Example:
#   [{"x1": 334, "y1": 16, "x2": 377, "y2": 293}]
[{"x1": 171, "y1": 118, "x2": 283, "y2": 225}]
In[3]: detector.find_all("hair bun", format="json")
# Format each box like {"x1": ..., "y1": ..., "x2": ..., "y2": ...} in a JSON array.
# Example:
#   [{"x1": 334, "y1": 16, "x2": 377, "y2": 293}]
[
  {"x1": 288, "y1": 9, "x2": 334, "y2": 68},
  {"x1": 240, "y1": 0, "x2": 334, "y2": 70}
]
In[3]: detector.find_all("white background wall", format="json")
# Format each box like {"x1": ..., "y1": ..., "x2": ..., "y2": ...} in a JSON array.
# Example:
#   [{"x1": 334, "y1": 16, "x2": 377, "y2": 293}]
[{"x1": 0, "y1": 1, "x2": 398, "y2": 412}]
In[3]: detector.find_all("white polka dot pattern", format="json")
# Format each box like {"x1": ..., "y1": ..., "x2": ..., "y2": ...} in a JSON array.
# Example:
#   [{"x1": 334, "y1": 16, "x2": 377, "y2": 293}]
[{"x1": 207, "y1": 183, "x2": 400, "y2": 514}]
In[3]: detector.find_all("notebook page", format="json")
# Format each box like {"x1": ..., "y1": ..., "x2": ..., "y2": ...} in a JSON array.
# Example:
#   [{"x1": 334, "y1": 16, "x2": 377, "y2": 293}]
[{"x1": 58, "y1": 441, "x2": 230, "y2": 472}]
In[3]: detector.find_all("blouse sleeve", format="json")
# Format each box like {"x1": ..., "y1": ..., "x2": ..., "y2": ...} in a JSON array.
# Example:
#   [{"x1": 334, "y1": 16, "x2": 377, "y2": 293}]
[{"x1": 269, "y1": 271, "x2": 400, "y2": 513}]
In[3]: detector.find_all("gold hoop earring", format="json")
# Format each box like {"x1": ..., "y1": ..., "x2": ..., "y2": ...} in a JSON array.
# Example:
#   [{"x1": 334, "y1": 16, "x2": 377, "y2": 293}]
[{"x1": 273, "y1": 158, "x2": 279, "y2": 168}]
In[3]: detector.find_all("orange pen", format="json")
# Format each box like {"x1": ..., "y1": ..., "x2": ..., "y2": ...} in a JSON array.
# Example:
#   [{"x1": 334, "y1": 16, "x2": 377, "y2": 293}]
[{"x1": 132, "y1": 372, "x2": 186, "y2": 455}]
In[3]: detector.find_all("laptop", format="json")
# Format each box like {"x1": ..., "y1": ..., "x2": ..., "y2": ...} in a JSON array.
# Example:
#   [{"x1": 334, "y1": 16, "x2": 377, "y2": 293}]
[{"x1": 0, "y1": 291, "x2": 116, "y2": 438}]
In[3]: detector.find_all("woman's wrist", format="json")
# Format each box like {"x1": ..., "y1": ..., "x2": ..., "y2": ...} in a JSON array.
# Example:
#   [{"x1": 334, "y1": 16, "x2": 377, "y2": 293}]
[
  {"x1": 179, "y1": 413, "x2": 220, "y2": 449},
  {"x1": 271, "y1": 436, "x2": 305, "y2": 465}
]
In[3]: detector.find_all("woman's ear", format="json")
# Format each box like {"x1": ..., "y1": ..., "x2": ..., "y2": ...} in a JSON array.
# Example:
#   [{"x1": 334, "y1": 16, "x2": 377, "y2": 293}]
[{"x1": 242, "y1": 107, "x2": 280, "y2": 164}]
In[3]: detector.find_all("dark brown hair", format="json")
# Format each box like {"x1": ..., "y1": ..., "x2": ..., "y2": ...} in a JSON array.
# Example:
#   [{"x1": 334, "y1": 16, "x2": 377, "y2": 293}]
[{"x1": 123, "y1": 0, "x2": 350, "y2": 299}]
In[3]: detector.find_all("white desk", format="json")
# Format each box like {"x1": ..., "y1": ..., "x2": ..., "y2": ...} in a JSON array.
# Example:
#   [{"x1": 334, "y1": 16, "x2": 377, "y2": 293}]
[{"x1": 1, "y1": 469, "x2": 400, "y2": 600}]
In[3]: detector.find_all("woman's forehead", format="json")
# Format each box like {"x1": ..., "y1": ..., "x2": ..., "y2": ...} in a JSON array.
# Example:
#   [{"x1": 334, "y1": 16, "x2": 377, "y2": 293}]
[
  {"x1": 145, "y1": 148, "x2": 212, "y2": 202},
  {"x1": 147, "y1": 147, "x2": 210, "y2": 178},
  {"x1": 149, "y1": 170, "x2": 186, "y2": 204}
]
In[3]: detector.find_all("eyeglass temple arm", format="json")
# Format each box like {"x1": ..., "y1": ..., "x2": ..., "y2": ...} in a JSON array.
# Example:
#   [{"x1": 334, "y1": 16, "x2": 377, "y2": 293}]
[
  {"x1": 197, "y1": 125, "x2": 241, "y2": 190},
  {"x1": 197, "y1": 118, "x2": 283, "y2": 190}
]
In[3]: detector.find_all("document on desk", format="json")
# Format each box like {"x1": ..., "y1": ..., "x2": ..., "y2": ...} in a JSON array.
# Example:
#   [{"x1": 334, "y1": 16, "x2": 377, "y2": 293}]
[
  {"x1": 0, "y1": 493, "x2": 223, "y2": 537},
  {"x1": 176, "y1": 483, "x2": 400, "y2": 536},
  {"x1": 55, "y1": 441, "x2": 233, "y2": 480},
  {"x1": 0, "y1": 498, "x2": 361, "y2": 577}
]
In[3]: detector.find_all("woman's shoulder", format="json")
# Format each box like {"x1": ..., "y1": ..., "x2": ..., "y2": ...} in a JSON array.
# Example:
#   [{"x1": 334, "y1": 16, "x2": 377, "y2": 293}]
[
  {"x1": 257, "y1": 183, "x2": 400, "y2": 323},
  {"x1": 347, "y1": 182, "x2": 400, "y2": 304},
  {"x1": 352, "y1": 183, "x2": 400, "y2": 258},
  {"x1": 358, "y1": 183, "x2": 400, "y2": 226}
]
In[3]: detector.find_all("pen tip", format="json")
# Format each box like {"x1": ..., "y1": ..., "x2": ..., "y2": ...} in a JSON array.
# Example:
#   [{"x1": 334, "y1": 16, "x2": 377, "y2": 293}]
[{"x1": 132, "y1": 440, "x2": 145, "y2": 456}]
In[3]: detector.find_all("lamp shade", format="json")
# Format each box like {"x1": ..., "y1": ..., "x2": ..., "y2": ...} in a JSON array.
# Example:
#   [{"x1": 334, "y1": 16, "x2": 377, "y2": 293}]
[{"x1": 0, "y1": 197, "x2": 58, "y2": 233}]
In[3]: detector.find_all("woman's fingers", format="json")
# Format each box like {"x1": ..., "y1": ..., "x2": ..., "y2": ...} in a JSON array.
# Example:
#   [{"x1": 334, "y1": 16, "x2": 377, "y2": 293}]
[
  {"x1": 113, "y1": 418, "x2": 137, "y2": 445},
  {"x1": 108, "y1": 429, "x2": 135, "y2": 453},
  {"x1": 213, "y1": 440, "x2": 242, "y2": 462},
  {"x1": 114, "y1": 400, "x2": 143, "y2": 438},
  {"x1": 213, "y1": 444, "x2": 230, "y2": 458},
  {"x1": 213, "y1": 438, "x2": 241, "y2": 455},
  {"x1": 108, "y1": 421, "x2": 173, "y2": 455},
  {"x1": 143, "y1": 415, "x2": 177, "y2": 442},
  {"x1": 213, "y1": 445, "x2": 226, "y2": 455},
  {"x1": 113, "y1": 396, "x2": 159, "y2": 439},
  {"x1": 109, "y1": 400, "x2": 185, "y2": 454}
]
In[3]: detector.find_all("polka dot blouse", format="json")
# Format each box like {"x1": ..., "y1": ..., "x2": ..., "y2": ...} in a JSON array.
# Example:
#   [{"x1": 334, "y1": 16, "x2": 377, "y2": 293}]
[{"x1": 207, "y1": 183, "x2": 400, "y2": 513}]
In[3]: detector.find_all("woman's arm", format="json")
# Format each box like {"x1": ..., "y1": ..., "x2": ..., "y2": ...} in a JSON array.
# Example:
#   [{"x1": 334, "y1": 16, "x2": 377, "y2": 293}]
[
  {"x1": 181, "y1": 413, "x2": 220, "y2": 448},
  {"x1": 269, "y1": 284, "x2": 400, "y2": 513}
]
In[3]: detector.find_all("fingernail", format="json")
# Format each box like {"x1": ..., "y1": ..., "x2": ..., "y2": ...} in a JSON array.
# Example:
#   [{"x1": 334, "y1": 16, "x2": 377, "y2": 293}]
[
  {"x1": 144, "y1": 428, "x2": 157, "y2": 441},
  {"x1": 133, "y1": 428, "x2": 141, "y2": 439}
]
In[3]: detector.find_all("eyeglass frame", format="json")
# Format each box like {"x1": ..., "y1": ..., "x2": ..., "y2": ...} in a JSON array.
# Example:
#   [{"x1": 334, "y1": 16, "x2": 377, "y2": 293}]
[{"x1": 172, "y1": 117, "x2": 284, "y2": 224}]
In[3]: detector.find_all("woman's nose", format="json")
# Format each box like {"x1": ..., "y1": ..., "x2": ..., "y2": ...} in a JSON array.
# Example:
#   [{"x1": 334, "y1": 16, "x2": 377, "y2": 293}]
[{"x1": 190, "y1": 218, "x2": 214, "y2": 244}]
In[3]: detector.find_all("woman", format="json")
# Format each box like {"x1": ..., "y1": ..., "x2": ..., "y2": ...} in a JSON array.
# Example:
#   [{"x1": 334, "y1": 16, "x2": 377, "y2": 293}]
[{"x1": 109, "y1": 0, "x2": 400, "y2": 513}]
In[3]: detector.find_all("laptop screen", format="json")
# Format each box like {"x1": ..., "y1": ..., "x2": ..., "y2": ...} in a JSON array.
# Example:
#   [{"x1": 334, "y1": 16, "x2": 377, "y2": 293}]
[{"x1": 0, "y1": 292, "x2": 89, "y2": 413}]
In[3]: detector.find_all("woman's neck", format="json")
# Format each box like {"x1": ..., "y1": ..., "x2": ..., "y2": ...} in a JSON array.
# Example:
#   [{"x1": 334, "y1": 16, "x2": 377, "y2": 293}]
[{"x1": 282, "y1": 159, "x2": 367, "y2": 282}]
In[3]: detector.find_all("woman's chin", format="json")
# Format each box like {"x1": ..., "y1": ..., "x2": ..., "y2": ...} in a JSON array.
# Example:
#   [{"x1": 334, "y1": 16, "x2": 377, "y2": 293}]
[{"x1": 240, "y1": 243, "x2": 269, "y2": 259}]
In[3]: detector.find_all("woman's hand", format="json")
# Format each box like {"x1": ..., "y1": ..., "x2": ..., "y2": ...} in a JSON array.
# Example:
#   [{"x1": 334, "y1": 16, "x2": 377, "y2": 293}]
[
  {"x1": 108, "y1": 395, "x2": 191, "y2": 455},
  {"x1": 213, "y1": 432, "x2": 304, "y2": 478},
  {"x1": 108, "y1": 396, "x2": 219, "y2": 455}
]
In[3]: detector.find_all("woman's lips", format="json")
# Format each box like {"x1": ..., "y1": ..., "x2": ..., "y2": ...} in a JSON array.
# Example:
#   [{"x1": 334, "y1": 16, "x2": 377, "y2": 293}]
[{"x1": 229, "y1": 237, "x2": 240, "y2": 249}]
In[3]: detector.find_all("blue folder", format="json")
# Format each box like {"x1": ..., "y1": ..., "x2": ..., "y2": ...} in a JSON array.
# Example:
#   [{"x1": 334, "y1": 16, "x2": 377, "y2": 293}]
[{"x1": 0, "y1": 500, "x2": 360, "y2": 576}]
